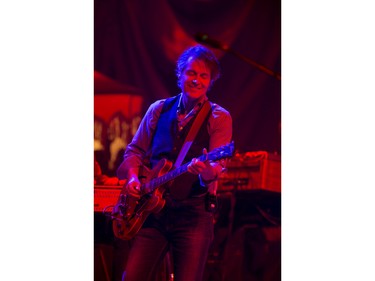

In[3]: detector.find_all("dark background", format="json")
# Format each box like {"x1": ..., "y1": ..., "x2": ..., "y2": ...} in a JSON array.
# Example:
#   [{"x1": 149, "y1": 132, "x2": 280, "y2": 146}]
[{"x1": 94, "y1": 0, "x2": 281, "y2": 155}]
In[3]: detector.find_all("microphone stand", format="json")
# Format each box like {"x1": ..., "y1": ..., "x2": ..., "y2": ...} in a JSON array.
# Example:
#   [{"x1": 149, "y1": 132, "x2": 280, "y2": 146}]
[
  {"x1": 226, "y1": 47, "x2": 281, "y2": 81},
  {"x1": 196, "y1": 35, "x2": 281, "y2": 81}
]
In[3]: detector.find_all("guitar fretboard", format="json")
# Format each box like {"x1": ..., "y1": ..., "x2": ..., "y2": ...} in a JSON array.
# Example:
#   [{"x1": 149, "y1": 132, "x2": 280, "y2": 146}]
[{"x1": 140, "y1": 142, "x2": 234, "y2": 193}]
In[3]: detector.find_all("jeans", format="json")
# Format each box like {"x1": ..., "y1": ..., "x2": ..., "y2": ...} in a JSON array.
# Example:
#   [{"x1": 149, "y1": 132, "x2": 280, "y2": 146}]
[{"x1": 122, "y1": 194, "x2": 214, "y2": 281}]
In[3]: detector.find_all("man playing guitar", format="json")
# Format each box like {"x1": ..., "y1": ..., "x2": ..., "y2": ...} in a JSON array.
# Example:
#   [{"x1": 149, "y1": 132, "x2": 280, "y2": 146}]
[{"x1": 115, "y1": 45, "x2": 232, "y2": 281}]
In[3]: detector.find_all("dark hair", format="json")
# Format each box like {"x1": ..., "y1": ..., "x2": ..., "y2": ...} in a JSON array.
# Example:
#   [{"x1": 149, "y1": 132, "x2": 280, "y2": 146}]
[{"x1": 176, "y1": 45, "x2": 221, "y2": 89}]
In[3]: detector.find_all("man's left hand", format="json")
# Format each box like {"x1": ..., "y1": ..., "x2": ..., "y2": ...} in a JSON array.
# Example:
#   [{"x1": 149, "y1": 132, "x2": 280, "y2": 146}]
[{"x1": 187, "y1": 148, "x2": 217, "y2": 181}]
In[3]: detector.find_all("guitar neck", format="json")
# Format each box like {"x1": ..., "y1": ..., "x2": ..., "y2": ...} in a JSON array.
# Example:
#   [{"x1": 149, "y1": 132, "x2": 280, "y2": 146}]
[{"x1": 140, "y1": 141, "x2": 235, "y2": 193}]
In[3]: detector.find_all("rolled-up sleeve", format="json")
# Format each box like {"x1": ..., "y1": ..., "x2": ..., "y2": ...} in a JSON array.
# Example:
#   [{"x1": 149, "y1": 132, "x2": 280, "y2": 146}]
[{"x1": 206, "y1": 103, "x2": 233, "y2": 176}]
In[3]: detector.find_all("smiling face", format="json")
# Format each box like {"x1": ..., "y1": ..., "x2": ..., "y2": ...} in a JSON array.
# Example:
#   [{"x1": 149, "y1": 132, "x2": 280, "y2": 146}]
[{"x1": 179, "y1": 57, "x2": 211, "y2": 101}]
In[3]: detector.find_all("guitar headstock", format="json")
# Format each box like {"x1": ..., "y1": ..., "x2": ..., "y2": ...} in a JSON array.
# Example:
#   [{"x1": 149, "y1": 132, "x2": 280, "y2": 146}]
[{"x1": 207, "y1": 141, "x2": 235, "y2": 161}]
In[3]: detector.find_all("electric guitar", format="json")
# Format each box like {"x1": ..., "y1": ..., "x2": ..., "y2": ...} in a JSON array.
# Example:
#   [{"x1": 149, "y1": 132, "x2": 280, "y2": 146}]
[{"x1": 111, "y1": 142, "x2": 234, "y2": 240}]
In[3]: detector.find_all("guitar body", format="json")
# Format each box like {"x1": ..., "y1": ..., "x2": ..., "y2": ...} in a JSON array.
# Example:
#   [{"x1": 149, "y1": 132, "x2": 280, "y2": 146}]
[{"x1": 112, "y1": 159, "x2": 173, "y2": 240}]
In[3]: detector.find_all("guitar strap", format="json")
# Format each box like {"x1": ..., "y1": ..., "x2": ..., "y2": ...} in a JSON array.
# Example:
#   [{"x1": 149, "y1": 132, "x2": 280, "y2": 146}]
[{"x1": 174, "y1": 100, "x2": 212, "y2": 168}]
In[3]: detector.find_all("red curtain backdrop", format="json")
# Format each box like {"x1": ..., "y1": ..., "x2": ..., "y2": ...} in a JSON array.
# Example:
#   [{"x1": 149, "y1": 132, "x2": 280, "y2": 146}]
[{"x1": 94, "y1": 0, "x2": 281, "y2": 154}]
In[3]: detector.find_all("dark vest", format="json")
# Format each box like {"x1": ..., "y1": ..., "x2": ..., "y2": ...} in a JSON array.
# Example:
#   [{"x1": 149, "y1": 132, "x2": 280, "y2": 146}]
[{"x1": 149, "y1": 95, "x2": 211, "y2": 200}]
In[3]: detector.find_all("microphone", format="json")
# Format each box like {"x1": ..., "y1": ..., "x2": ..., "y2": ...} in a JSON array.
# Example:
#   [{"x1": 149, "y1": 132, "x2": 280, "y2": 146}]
[{"x1": 194, "y1": 33, "x2": 229, "y2": 51}]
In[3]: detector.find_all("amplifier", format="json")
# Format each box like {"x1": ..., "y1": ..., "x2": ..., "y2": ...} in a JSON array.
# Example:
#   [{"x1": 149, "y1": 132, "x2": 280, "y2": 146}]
[
  {"x1": 94, "y1": 185, "x2": 122, "y2": 212},
  {"x1": 219, "y1": 151, "x2": 281, "y2": 192}
]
